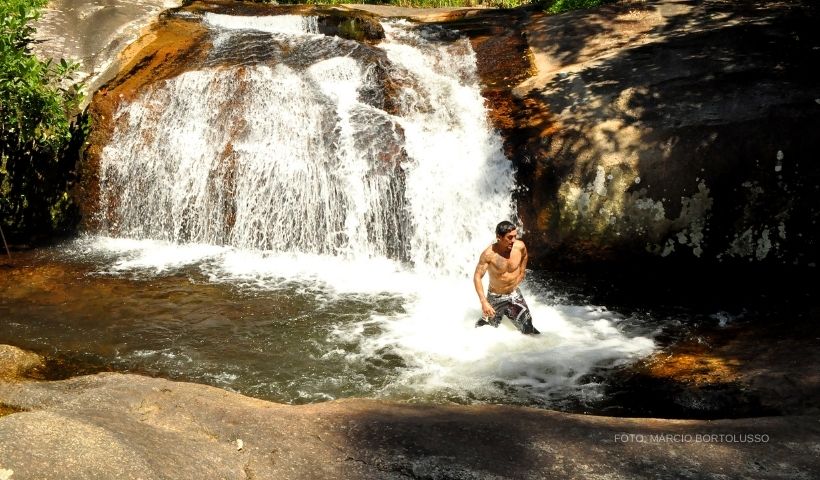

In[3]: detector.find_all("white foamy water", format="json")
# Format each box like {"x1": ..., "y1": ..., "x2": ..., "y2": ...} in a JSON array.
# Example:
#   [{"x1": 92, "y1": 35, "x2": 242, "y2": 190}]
[
  {"x1": 203, "y1": 13, "x2": 319, "y2": 35},
  {"x1": 99, "y1": 63, "x2": 407, "y2": 258},
  {"x1": 86, "y1": 19, "x2": 655, "y2": 407},
  {"x1": 330, "y1": 281, "x2": 654, "y2": 404},
  {"x1": 70, "y1": 234, "x2": 655, "y2": 405},
  {"x1": 382, "y1": 21, "x2": 517, "y2": 278}
]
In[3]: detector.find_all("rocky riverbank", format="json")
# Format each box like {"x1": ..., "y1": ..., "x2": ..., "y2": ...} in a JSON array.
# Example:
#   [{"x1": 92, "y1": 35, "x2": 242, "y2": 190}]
[{"x1": 1, "y1": 345, "x2": 818, "y2": 479}]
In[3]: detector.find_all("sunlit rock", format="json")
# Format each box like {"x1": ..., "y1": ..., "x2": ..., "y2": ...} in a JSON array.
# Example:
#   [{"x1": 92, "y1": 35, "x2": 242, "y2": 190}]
[
  {"x1": 473, "y1": 0, "x2": 820, "y2": 268},
  {"x1": 0, "y1": 345, "x2": 44, "y2": 381},
  {"x1": 0, "y1": 372, "x2": 817, "y2": 478}
]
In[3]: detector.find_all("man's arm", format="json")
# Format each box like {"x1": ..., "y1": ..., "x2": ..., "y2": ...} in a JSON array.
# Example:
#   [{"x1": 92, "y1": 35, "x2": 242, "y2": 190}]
[
  {"x1": 516, "y1": 241, "x2": 528, "y2": 285},
  {"x1": 473, "y1": 249, "x2": 496, "y2": 318}
]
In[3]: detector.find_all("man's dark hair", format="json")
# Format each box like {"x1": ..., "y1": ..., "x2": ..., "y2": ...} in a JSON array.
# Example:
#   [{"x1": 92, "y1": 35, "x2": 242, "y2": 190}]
[{"x1": 495, "y1": 221, "x2": 516, "y2": 237}]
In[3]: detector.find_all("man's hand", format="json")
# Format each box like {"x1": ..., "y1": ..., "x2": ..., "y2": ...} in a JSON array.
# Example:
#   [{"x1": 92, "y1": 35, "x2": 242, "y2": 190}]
[{"x1": 481, "y1": 300, "x2": 496, "y2": 318}]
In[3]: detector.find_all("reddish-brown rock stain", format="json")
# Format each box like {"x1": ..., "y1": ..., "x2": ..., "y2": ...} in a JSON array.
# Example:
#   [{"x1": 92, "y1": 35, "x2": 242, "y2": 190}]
[{"x1": 79, "y1": 16, "x2": 211, "y2": 231}]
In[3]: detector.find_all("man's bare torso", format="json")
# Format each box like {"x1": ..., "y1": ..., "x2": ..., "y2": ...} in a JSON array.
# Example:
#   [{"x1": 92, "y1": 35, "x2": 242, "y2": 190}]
[{"x1": 482, "y1": 240, "x2": 526, "y2": 294}]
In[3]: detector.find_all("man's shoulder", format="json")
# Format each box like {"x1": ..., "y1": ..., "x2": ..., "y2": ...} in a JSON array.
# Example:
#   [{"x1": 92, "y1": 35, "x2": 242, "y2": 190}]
[
  {"x1": 514, "y1": 239, "x2": 527, "y2": 250},
  {"x1": 480, "y1": 244, "x2": 495, "y2": 260}
]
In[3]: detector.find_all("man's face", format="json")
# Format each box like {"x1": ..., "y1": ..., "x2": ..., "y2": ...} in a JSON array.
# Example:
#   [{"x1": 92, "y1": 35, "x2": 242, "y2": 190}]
[{"x1": 497, "y1": 229, "x2": 517, "y2": 253}]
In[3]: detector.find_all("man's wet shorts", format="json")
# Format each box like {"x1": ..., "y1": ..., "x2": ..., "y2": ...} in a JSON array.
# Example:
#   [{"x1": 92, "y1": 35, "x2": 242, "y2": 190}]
[{"x1": 476, "y1": 288, "x2": 539, "y2": 334}]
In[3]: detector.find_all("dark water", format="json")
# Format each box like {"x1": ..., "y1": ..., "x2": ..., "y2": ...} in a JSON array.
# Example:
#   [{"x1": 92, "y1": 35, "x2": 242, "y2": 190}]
[{"x1": 529, "y1": 264, "x2": 819, "y2": 418}]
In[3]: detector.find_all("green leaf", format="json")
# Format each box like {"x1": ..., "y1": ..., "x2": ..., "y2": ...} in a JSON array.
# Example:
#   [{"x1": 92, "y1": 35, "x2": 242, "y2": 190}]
[{"x1": 1, "y1": 0, "x2": 83, "y2": 240}]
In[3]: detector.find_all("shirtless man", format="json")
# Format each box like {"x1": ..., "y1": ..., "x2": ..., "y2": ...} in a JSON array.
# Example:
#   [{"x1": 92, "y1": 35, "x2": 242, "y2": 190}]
[{"x1": 473, "y1": 221, "x2": 539, "y2": 334}]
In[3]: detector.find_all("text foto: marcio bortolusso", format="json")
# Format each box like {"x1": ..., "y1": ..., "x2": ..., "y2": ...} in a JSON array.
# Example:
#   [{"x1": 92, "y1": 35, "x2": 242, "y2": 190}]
[{"x1": 614, "y1": 433, "x2": 770, "y2": 443}]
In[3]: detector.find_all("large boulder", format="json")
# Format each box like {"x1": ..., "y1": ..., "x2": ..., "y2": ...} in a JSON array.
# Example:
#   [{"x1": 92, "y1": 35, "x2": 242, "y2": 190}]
[{"x1": 489, "y1": 0, "x2": 820, "y2": 269}]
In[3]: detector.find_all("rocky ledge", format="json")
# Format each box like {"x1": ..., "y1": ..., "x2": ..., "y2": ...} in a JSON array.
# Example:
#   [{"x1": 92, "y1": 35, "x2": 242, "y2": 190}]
[
  {"x1": 0, "y1": 345, "x2": 818, "y2": 479},
  {"x1": 445, "y1": 0, "x2": 820, "y2": 270}
]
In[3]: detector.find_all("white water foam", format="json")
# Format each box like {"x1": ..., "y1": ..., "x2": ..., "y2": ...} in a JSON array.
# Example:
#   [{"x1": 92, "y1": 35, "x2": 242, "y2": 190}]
[
  {"x1": 71, "y1": 236, "x2": 414, "y2": 294},
  {"x1": 77, "y1": 236, "x2": 224, "y2": 273},
  {"x1": 329, "y1": 280, "x2": 654, "y2": 404},
  {"x1": 382, "y1": 21, "x2": 518, "y2": 278},
  {"x1": 71, "y1": 235, "x2": 655, "y2": 405},
  {"x1": 203, "y1": 13, "x2": 319, "y2": 35}
]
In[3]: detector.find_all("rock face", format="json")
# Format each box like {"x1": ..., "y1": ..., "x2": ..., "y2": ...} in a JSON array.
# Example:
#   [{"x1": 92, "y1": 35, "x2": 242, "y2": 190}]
[
  {"x1": 1, "y1": 370, "x2": 818, "y2": 479},
  {"x1": 32, "y1": 0, "x2": 185, "y2": 104},
  {"x1": 184, "y1": 0, "x2": 386, "y2": 43},
  {"x1": 316, "y1": 11, "x2": 385, "y2": 43},
  {"x1": 0, "y1": 346, "x2": 44, "y2": 381},
  {"x1": 499, "y1": 0, "x2": 820, "y2": 269}
]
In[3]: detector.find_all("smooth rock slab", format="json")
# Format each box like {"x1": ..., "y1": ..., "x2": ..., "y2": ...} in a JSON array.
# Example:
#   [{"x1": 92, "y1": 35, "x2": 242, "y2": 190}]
[
  {"x1": 1, "y1": 372, "x2": 818, "y2": 479},
  {"x1": 33, "y1": 0, "x2": 184, "y2": 100}
]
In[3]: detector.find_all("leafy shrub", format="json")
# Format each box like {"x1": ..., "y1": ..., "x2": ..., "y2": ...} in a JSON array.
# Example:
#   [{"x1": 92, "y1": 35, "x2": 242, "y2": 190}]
[
  {"x1": 545, "y1": 0, "x2": 613, "y2": 14},
  {"x1": 0, "y1": 0, "x2": 85, "y2": 242}
]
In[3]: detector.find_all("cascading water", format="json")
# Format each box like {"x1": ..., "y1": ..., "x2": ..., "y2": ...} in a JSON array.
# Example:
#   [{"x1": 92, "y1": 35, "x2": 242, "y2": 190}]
[
  {"x1": 55, "y1": 13, "x2": 655, "y2": 408},
  {"x1": 98, "y1": 15, "x2": 514, "y2": 275},
  {"x1": 100, "y1": 18, "x2": 406, "y2": 260}
]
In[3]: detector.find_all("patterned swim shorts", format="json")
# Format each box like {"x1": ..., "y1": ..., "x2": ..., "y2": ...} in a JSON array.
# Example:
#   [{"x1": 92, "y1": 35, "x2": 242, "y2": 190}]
[{"x1": 476, "y1": 288, "x2": 540, "y2": 335}]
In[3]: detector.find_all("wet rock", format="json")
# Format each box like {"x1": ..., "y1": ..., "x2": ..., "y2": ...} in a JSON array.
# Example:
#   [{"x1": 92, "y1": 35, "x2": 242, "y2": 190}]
[
  {"x1": 339, "y1": 4, "x2": 490, "y2": 24},
  {"x1": 0, "y1": 372, "x2": 818, "y2": 479},
  {"x1": 603, "y1": 315, "x2": 820, "y2": 419},
  {"x1": 181, "y1": 1, "x2": 385, "y2": 42},
  {"x1": 0, "y1": 346, "x2": 44, "y2": 381},
  {"x1": 474, "y1": 0, "x2": 820, "y2": 270},
  {"x1": 603, "y1": 370, "x2": 776, "y2": 420},
  {"x1": 32, "y1": 0, "x2": 186, "y2": 104},
  {"x1": 317, "y1": 12, "x2": 385, "y2": 44}
]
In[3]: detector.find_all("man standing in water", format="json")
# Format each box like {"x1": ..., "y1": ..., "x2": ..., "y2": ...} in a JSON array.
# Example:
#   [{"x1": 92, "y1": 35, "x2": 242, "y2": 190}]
[{"x1": 473, "y1": 221, "x2": 540, "y2": 334}]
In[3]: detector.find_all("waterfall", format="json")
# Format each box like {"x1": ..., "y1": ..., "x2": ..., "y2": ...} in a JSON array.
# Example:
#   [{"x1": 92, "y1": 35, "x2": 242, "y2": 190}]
[
  {"x1": 84, "y1": 13, "x2": 654, "y2": 407},
  {"x1": 97, "y1": 16, "x2": 516, "y2": 277},
  {"x1": 203, "y1": 13, "x2": 319, "y2": 34}
]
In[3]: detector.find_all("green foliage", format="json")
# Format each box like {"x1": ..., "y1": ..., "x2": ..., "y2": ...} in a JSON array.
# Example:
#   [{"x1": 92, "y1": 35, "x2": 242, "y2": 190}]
[
  {"x1": 545, "y1": 0, "x2": 613, "y2": 14},
  {"x1": 1, "y1": 0, "x2": 85, "y2": 242}
]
